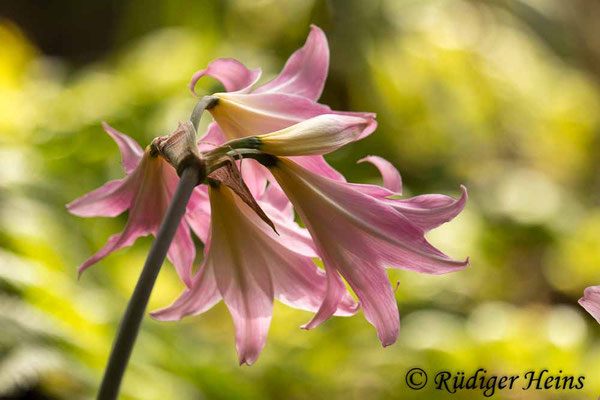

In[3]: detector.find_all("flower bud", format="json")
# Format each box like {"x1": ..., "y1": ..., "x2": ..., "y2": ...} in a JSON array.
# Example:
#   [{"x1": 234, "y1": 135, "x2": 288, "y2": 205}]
[{"x1": 257, "y1": 114, "x2": 373, "y2": 156}]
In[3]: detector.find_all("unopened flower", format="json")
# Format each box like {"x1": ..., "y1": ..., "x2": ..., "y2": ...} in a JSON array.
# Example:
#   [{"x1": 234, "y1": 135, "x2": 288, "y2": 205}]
[
  {"x1": 227, "y1": 114, "x2": 374, "y2": 157},
  {"x1": 266, "y1": 157, "x2": 468, "y2": 346},
  {"x1": 152, "y1": 183, "x2": 358, "y2": 365},
  {"x1": 67, "y1": 123, "x2": 208, "y2": 287},
  {"x1": 190, "y1": 25, "x2": 376, "y2": 181},
  {"x1": 579, "y1": 286, "x2": 600, "y2": 324}
]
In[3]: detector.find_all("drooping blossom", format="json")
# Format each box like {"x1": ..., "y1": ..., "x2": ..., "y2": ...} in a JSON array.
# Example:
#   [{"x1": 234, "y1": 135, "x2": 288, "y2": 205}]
[
  {"x1": 264, "y1": 157, "x2": 468, "y2": 346},
  {"x1": 151, "y1": 182, "x2": 358, "y2": 365},
  {"x1": 579, "y1": 286, "x2": 600, "y2": 324},
  {"x1": 190, "y1": 25, "x2": 376, "y2": 181},
  {"x1": 67, "y1": 123, "x2": 209, "y2": 287}
]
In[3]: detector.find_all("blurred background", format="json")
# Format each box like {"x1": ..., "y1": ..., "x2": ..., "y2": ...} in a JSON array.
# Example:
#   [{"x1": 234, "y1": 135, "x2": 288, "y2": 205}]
[{"x1": 1, "y1": 0, "x2": 600, "y2": 399}]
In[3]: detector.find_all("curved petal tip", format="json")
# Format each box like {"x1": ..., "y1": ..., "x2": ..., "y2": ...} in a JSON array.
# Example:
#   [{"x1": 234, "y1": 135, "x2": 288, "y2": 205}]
[
  {"x1": 149, "y1": 307, "x2": 182, "y2": 322},
  {"x1": 459, "y1": 184, "x2": 468, "y2": 201},
  {"x1": 190, "y1": 58, "x2": 261, "y2": 96},
  {"x1": 358, "y1": 155, "x2": 403, "y2": 193},
  {"x1": 381, "y1": 335, "x2": 398, "y2": 348}
]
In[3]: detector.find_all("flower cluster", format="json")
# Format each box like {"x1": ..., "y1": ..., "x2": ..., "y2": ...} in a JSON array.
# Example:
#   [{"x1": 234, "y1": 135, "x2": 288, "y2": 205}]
[{"x1": 69, "y1": 25, "x2": 469, "y2": 365}]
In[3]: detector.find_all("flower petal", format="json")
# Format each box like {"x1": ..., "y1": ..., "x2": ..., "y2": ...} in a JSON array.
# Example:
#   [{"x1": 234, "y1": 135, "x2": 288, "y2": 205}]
[
  {"x1": 346, "y1": 181, "x2": 396, "y2": 198},
  {"x1": 256, "y1": 200, "x2": 318, "y2": 259},
  {"x1": 77, "y1": 223, "x2": 149, "y2": 278},
  {"x1": 288, "y1": 155, "x2": 345, "y2": 181},
  {"x1": 388, "y1": 185, "x2": 468, "y2": 232},
  {"x1": 301, "y1": 264, "x2": 358, "y2": 330},
  {"x1": 579, "y1": 286, "x2": 600, "y2": 324},
  {"x1": 66, "y1": 179, "x2": 133, "y2": 217},
  {"x1": 271, "y1": 159, "x2": 469, "y2": 275},
  {"x1": 210, "y1": 92, "x2": 332, "y2": 139},
  {"x1": 242, "y1": 197, "x2": 358, "y2": 317},
  {"x1": 67, "y1": 125, "x2": 143, "y2": 217},
  {"x1": 270, "y1": 253, "x2": 357, "y2": 315},
  {"x1": 190, "y1": 58, "x2": 261, "y2": 95},
  {"x1": 352, "y1": 112, "x2": 378, "y2": 140},
  {"x1": 255, "y1": 25, "x2": 329, "y2": 100},
  {"x1": 240, "y1": 159, "x2": 269, "y2": 198},
  {"x1": 327, "y1": 253, "x2": 400, "y2": 346},
  {"x1": 209, "y1": 187, "x2": 274, "y2": 365},
  {"x1": 102, "y1": 122, "x2": 144, "y2": 174},
  {"x1": 211, "y1": 92, "x2": 377, "y2": 144},
  {"x1": 185, "y1": 186, "x2": 211, "y2": 243},
  {"x1": 167, "y1": 222, "x2": 195, "y2": 288},
  {"x1": 259, "y1": 181, "x2": 294, "y2": 219},
  {"x1": 151, "y1": 260, "x2": 221, "y2": 321},
  {"x1": 209, "y1": 162, "x2": 276, "y2": 233},
  {"x1": 197, "y1": 122, "x2": 226, "y2": 152},
  {"x1": 358, "y1": 155, "x2": 402, "y2": 194}
]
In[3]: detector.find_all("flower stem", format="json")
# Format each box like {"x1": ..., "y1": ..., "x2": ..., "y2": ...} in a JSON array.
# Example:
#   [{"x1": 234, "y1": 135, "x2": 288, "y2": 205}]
[
  {"x1": 190, "y1": 95, "x2": 218, "y2": 131},
  {"x1": 97, "y1": 165, "x2": 202, "y2": 400}
]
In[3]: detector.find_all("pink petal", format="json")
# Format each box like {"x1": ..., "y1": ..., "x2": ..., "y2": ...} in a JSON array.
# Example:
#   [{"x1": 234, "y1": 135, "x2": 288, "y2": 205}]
[
  {"x1": 255, "y1": 25, "x2": 329, "y2": 101},
  {"x1": 346, "y1": 181, "x2": 396, "y2": 198},
  {"x1": 288, "y1": 155, "x2": 345, "y2": 181},
  {"x1": 256, "y1": 201, "x2": 318, "y2": 259},
  {"x1": 388, "y1": 185, "x2": 468, "y2": 232},
  {"x1": 244, "y1": 193, "x2": 358, "y2": 322},
  {"x1": 301, "y1": 264, "x2": 358, "y2": 330},
  {"x1": 270, "y1": 251, "x2": 357, "y2": 316},
  {"x1": 167, "y1": 222, "x2": 195, "y2": 288},
  {"x1": 216, "y1": 258, "x2": 273, "y2": 366},
  {"x1": 358, "y1": 156, "x2": 402, "y2": 194},
  {"x1": 240, "y1": 159, "x2": 269, "y2": 198},
  {"x1": 185, "y1": 186, "x2": 211, "y2": 243},
  {"x1": 274, "y1": 178, "x2": 400, "y2": 340},
  {"x1": 73, "y1": 147, "x2": 200, "y2": 287},
  {"x1": 197, "y1": 122, "x2": 226, "y2": 152},
  {"x1": 352, "y1": 112, "x2": 378, "y2": 140},
  {"x1": 189, "y1": 58, "x2": 261, "y2": 96},
  {"x1": 209, "y1": 187, "x2": 274, "y2": 365},
  {"x1": 154, "y1": 158, "x2": 196, "y2": 287},
  {"x1": 259, "y1": 181, "x2": 294, "y2": 219},
  {"x1": 326, "y1": 252, "x2": 400, "y2": 346},
  {"x1": 211, "y1": 92, "x2": 332, "y2": 139},
  {"x1": 238, "y1": 195, "x2": 358, "y2": 318},
  {"x1": 102, "y1": 122, "x2": 144, "y2": 174},
  {"x1": 77, "y1": 222, "x2": 149, "y2": 277},
  {"x1": 75, "y1": 154, "x2": 160, "y2": 277},
  {"x1": 66, "y1": 179, "x2": 133, "y2": 217},
  {"x1": 151, "y1": 260, "x2": 221, "y2": 321},
  {"x1": 272, "y1": 159, "x2": 468, "y2": 275},
  {"x1": 579, "y1": 286, "x2": 600, "y2": 324}
]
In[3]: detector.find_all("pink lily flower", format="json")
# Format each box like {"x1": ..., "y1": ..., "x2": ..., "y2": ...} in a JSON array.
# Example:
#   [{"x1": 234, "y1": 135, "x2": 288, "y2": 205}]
[
  {"x1": 579, "y1": 286, "x2": 600, "y2": 324},
  {"x1": 151, "y1": 183, "x2": 358, "y2": 365},
  {"x1": 67, "y1": 123, "x2": 209, "y2": 287},
  {"x1": 190, "y1": 25, "x2": 376, "y2": 181},
  {"x1": 266, "y1": 157, "x2": 469, "y2": 346}
]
